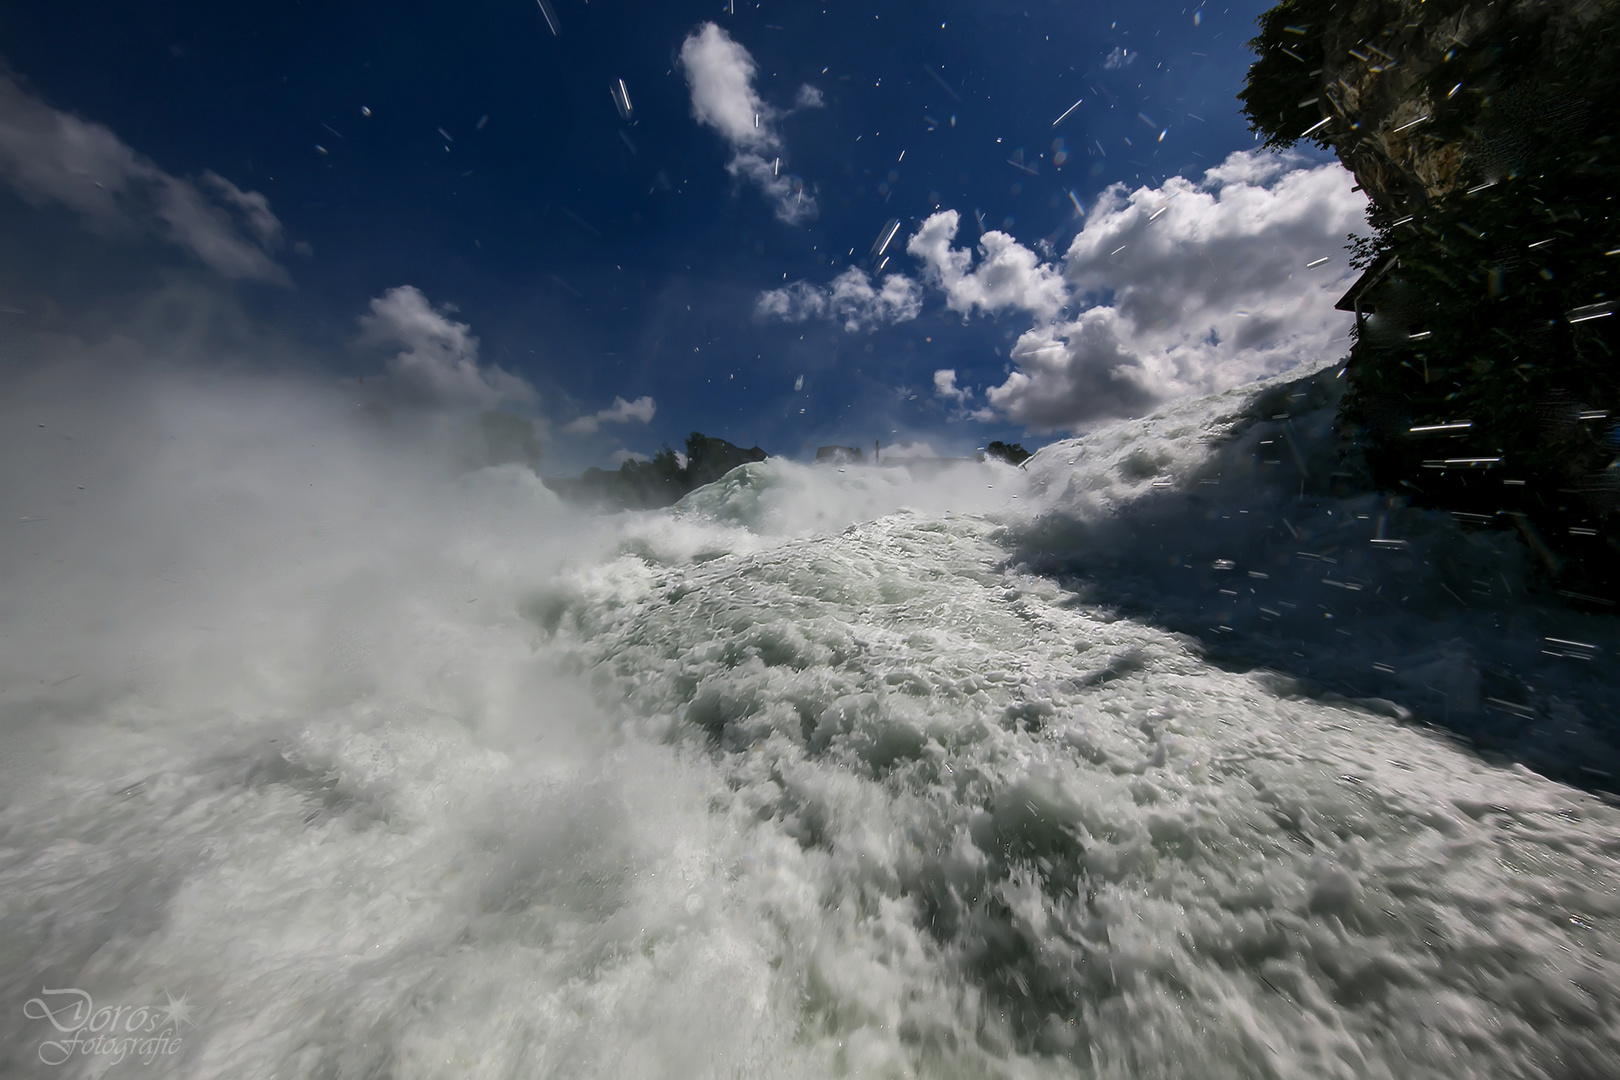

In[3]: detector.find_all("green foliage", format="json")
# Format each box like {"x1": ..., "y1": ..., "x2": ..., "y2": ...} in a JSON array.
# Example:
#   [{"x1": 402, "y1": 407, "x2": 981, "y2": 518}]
[
  {"x1": 550, "y1": 433, "x2": 768, "y2": 510},
  {"x1": 1237, "y1": 0, "x2": 1333, "y2": 150},
  {"x1": 1346, "y1": 228, "x2": 1387, "y2": 273},
  {"x1": 1241, "y1": 0, "x2": 1493, "y2": 153},
  {"x1": 985, "y1": 441, "x2": 1033, "y2": 466}
]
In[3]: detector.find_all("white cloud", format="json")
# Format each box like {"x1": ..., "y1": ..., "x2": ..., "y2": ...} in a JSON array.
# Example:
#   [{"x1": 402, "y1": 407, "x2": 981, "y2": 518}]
[
  {"x1": 754, "y1": 211, "x2": 1062, "y2": 334},
  {"x1": 756, "y1": 266, "x2": 922, "y2": 332},
  {"x1": 727, "y1": 153, "x2": 816, "y2": 225},
  {"x1": 0, "y1": 71, "x2": 289, "y2": 284},
  {"x1": 753, "y1": 151, "x2": 1364, "y2": 433},
  {"x1": 563, "y1": 395, "x2": 657, "y2": 435},
  {"x1": 680, "y1": 23, "x2": 775, "y2": 152},
  {"x1": 933, "y1": 369, "x2": 969, "y2": 404},
  {"x1": 906, "y1": 211, "x2": 1068, "y2": 321},
  {"x1": 609, "y1": 448, "x2": 650, "y2": 466},
  {"x1": 755, "y1": 281, "x2": 820, "y2": 323},
  {"x1": 795, "y1": 84, "x2": 825, "y2": 109},
  {"x1": 357, "y1": 286, "x2": 534, "y2": 409},
  {"x1": 931, "y1": 369, "x2": 997, "y2": 423},
  {"x1": 985, "y1": 309, "x2": 1163, "y2": 430},
  {"x1": 983, "y1": 150, "x2": 1368, "y2": 431},
  {"x1": 1103, "y1": 47, "x2": 1136, "y2": 70},
  {"x1": 679, "y1": 23, "x2": 817, "y2": 224},
  {"x1": 200, "y1": 171, "x2": 281, "y2": 248}
]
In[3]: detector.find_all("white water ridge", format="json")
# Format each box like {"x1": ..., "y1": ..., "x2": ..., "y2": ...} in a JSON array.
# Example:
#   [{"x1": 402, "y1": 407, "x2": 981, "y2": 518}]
[{"x1": 3, "y1": 361, "x2": 1619, "y2": 1079}]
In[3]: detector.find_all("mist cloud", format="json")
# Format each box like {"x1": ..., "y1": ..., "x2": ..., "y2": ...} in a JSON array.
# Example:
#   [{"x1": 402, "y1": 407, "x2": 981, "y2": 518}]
[
  {"x1": 358, "y1": 286, "x2": 535, "y2": 409},
  {"x1": 0, "y1": 70, "x2": 290, "y2": 284}
]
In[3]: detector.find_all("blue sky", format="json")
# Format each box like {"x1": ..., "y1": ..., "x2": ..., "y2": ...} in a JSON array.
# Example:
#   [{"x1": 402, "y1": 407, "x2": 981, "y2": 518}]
[{"x1": 0, "y1": 0, "x2": 1362, "y2": 471}]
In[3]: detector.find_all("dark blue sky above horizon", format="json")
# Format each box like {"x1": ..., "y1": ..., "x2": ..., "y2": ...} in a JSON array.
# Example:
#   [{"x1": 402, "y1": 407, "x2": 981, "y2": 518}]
[{"x1": 0, "y1": 0, "x2": 1355, "y2": 470}]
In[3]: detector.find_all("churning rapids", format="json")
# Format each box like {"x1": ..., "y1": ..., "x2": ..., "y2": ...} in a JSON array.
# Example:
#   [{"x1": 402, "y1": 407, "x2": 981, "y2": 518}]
[{"x1": 4, "y1": 359, "x2": 1619, "y2": 1080}]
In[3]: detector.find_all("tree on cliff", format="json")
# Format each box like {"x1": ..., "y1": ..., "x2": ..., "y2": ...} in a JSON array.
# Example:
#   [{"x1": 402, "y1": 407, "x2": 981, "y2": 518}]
[
  {"x1": 985, "y1": 441, "x2": 1033, "y2": 466},
  {"x1": 545, "y1": 432, "x2": 769, "y2": 511}
]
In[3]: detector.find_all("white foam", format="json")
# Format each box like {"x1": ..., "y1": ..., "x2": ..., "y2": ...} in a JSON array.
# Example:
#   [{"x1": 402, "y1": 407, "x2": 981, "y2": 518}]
[{"x1": 4, "y1": 360, "x2": 1619, "y2": 1078}]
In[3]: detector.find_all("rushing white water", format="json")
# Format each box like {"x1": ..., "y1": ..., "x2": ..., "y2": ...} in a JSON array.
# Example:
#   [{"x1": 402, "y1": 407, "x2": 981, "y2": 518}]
[{"x1": 4, "y1": 359, "x2": 1619, "y2": 1080}]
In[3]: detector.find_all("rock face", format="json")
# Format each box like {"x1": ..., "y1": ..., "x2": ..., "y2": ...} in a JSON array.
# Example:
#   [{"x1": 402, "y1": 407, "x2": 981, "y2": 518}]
[
  {"x1": 1242, "y1": 0, "x2": 1611, "y2": 219},
  {"x1": 545, "y1": 432, "x2": 768, "y2": 511},
  {"x1": 1243, "y1": 0, "x2": 1620, "y2": 604}
]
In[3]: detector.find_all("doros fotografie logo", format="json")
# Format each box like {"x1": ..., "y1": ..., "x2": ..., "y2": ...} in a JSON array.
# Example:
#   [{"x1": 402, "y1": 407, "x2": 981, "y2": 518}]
[{"x1": 23, "y1": 987, "x2": 195, "y2": 1066}]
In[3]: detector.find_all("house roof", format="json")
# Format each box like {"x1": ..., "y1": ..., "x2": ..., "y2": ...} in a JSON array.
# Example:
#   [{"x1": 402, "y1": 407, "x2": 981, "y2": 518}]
[{"x1": 1335, "y1": 253, "x2": 1399, "y2": 312}]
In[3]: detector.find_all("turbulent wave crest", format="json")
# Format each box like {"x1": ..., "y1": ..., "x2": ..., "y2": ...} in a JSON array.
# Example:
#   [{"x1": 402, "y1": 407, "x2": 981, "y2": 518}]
[{"x1": 3, "y1": 360, "x2": 1619, "y2": 1079}]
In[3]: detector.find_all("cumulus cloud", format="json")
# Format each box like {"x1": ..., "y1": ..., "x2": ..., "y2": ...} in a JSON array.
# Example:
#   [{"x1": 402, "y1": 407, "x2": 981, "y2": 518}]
[
  {"x1": 357, "y1": 286, "x2": 534, "y2": 409},
  {"x1": 563, "y1": 395, "x2": 657, "y2": 435},
  {"x1": 609, "y1": 448, "x2": 650, "y2": 466},
  {"x1": 932, "y1": 369, "x2": 997, "y2": 422},
  {"x1": 907, "y1": 211, "x2": 1069, "y2": 321},
  {"x1": 933, "y1": 369, "x2": 969, "y2": 404},
  {"x1": 752, "y1": 151, "x2": 1363, "y2": 432},
  {"x1": 983, "y1": 150, "x2": 1368, "y2": 431},
  {"x1": 794, "y1": 84, "x2": 825, "y2": 109},
  {"x1": 680, "y1": 23, "x2": 775, "y2": 152},
  {"x1": 754, "y1": 212, "x2": 1063, "y2": 334},
  {"x1": 679, "y1": 23, "x2": 817, "y2": 224},
  {"x1": 756, "y1": 266, "x2": 922, "y2": 332},
  {"x1": 726, "y1": 153, "x2": 816, "y2": 225},
  {"x1": 985, "y1": 309, "x2": 1163, "y2": 430},
  {"x1": 0, "y1": 70, "x2": 290, "y2": 284}
]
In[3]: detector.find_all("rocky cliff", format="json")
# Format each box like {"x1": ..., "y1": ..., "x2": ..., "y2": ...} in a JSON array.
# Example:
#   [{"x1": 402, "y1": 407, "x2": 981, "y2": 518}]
[
  {"x1": 1243, "y1": 0, "x2": 1620, "y2": 605},
  {"x1": 1242, "y1": 0, "x2": 1612, "y2": 218}
]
